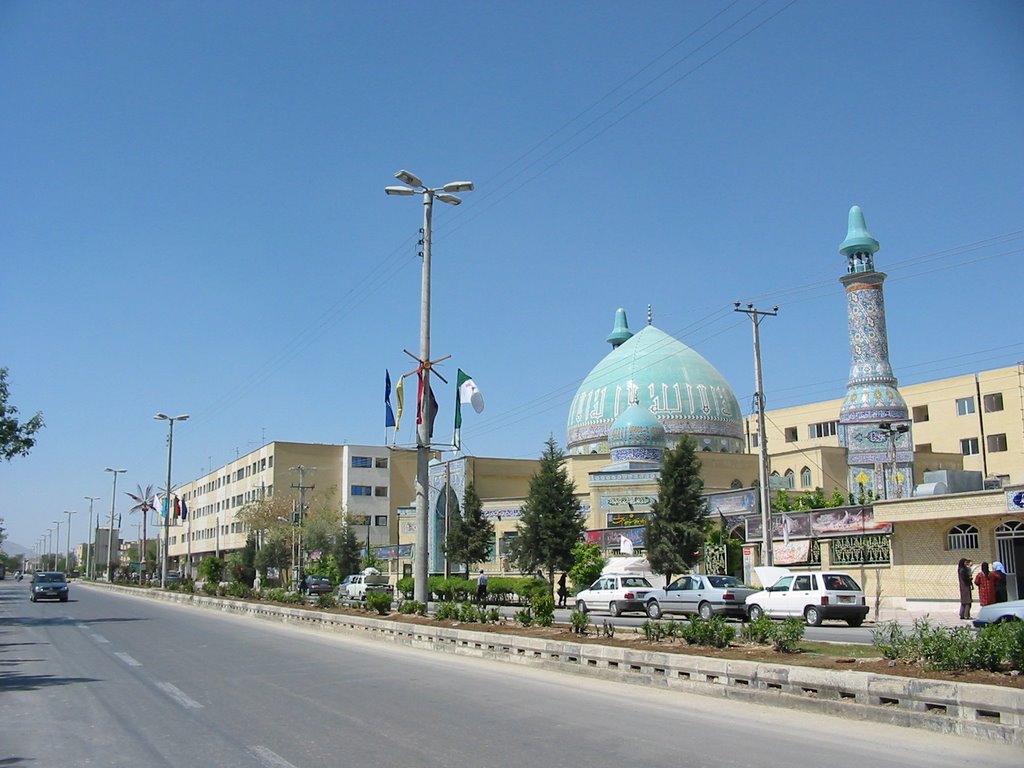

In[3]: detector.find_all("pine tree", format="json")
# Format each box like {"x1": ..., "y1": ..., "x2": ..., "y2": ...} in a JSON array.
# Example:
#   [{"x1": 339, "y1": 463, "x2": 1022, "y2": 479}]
[
  {"x1": 508, "y1": 438, "x2": 584, "y2": 584},
  {"x1": 645, "y1": 435, "x2": 707, "y2": 585},
  {"x1": 445, "y1": 481, "x2": 494, "y2": 577},
  {"x1": 332, "y1": 522, "x2": 362, "y2": 577}
]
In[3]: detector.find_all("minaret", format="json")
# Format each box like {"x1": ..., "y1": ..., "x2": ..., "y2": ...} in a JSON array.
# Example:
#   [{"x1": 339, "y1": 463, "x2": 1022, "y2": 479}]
[{"x1": 837, "y1": 206, "x2": 913, "y2": 500}]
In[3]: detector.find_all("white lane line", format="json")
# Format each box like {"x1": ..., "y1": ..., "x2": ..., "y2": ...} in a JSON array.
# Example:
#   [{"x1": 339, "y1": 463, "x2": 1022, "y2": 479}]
[
  {"x1": 90, "y1": 633, "x2": 109, "y2": 644},
  {"x1": 77, "y1": 623, "x2": 89, "y2": 629},
  {"x1": 114, "y1": 652, "x2": 142, "y2": 667},
  {"x1": 155, "y1": 681, "x2": 203, "y2": 709},
  {"x1": 248, "y1": 746, "x2": 300, "y2": 768}
]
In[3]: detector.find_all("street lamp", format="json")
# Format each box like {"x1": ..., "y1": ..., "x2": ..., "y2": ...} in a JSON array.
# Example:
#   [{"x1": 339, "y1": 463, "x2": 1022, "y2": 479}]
[
  {"x1": 155, "y1": 413, "x2": 189, "y2": 588},
  {"x1": 84, "y1": 496, "x2": 100, "y2": 579},
  {"x1": 64, "y1": 510, "x2": 75, "y2": 576},
  {"x1": 878, "y1": 422, "x2": 910, "y2": 499},
  {"x1": 386, "y1": 169, "x2": 473, "y2": 604},
  {"x1": 104, "y1": 468, "x2": 127, "y2": 581},
  {"x1": 52, "y1": 520, "x2": 61, "y2": 571}
]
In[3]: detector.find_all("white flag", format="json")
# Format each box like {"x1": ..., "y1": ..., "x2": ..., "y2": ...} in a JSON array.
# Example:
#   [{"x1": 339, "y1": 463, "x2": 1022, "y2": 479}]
[
  {"x1": 619, "y1": 535, "x2": 635, "y2": 555},
  {"x1": 458, "y1": 372, "x2": 485, "y2": 413}
]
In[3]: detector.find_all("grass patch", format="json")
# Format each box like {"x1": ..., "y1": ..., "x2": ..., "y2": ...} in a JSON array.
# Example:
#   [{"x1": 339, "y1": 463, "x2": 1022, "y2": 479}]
[{"x1": 797, "y1": 640, "x2": 881, "y2": 659}]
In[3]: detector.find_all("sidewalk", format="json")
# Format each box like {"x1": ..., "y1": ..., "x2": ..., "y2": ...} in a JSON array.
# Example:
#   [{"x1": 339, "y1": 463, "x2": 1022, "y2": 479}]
[{"x1": 870, "y1": 599, "x2": 966, "y2": 628}]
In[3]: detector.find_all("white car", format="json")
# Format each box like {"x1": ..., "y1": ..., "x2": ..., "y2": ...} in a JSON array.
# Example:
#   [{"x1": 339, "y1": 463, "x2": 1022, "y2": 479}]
[
  {"x1": 574, "y1": 574, "x2": 656, "y2": 617},
  {"x1": 972, "y1": 599, "x2": 1024, "y2": 627},
  {"x1": 744, "y1": 568, "x2": 869, "y2": 627}
]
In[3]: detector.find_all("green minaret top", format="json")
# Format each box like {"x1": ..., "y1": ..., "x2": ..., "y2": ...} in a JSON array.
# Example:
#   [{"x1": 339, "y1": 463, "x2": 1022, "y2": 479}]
[
  {"x1": 606, "y1": 307, "x2": 633, "y2": 348},
  {"x1": 839, "y1": 205, "x2": 880, "y2": 257}
]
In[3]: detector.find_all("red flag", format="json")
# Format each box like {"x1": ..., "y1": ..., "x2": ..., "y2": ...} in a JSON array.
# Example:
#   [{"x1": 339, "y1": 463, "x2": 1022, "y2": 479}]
[
  {"x1": 416, "y1": 369, "x2": 439, "y2": 438},
  {"x1": 174, "y1": 496, "x2": 181, "y2": 518}
]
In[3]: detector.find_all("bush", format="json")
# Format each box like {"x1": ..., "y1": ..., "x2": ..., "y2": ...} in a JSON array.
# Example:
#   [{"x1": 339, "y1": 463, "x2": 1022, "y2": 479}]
[
  {"x1": 366, "y1": 591, "x2": 392, "y2": 615},
  {"x1": 396, "y1": 577, "x2": 414, "y2": 600},
  {"x1": 316, "y1": 593, "x2": 338, "y2": 610},
  {"x1": 570, "y1": 609, "x2": 591, "y2": 635},
  {"x1": 201, "y1": 580, "x2": 218, "y2": 596},
  {"x1": 771, "y1": 618, "x2": 804, "y2": 653},
  {"x1": 225, "y1": 582, "x2": 252, "y2": 599},
  {"x1": 457, "y1": 601, "x2": 482, "y2": 623},
  {"x1": 679, "y1": 615, "x2": 735, "y2": 648},
  {"x1": 871, "y1": 617, "x2": 1024, "y2": 673},
  {"x1": 514, "y1": 607, "x2": 534, "y2": 627},
  {"x1": 434, "y1": 601, "x2": 460, "y2": 621},
  {"x1": 398, "y1": 600, "x2": 426, "y2": 616},
  {"x1": 741, "y1": 614, "x2": 774, "y2": 644},
  {"x1": 532, "y1": 593, "x2": 555, "y2": 627}
]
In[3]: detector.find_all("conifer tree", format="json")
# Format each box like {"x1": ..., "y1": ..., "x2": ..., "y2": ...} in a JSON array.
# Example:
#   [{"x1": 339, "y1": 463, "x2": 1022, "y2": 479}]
[
  {"x1": 645, "y1": 435, "x2": 707, "y2": 585},
  {"x1": 508, "y1": 438, "x2": 584, "y2": 585},
  {"x1": 445, "y1": 481, "x2": 494, "y2": 578}
]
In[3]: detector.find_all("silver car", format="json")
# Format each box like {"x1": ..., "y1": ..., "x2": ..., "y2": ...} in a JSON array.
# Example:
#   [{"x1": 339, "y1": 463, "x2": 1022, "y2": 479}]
[
  {"x1": 972, "y1": 599, "x2": 1024, "y2": 627},
  {"x1": 644, "y1": 574, "x2": 756, "y2": 620}
]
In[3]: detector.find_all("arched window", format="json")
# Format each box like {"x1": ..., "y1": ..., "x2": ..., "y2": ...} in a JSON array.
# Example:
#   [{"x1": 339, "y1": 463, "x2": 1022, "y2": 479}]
[
  {"x1": 730, "y1": 479, "x2": 743, "y2": 490},
  {"x1": 783, "y1": 469, "x2": 795, "y2": 489},
  {"x1": 800, "y1": 466, "x2": 812, "y2": 488},
  {"x1": 947, "y1": 523, "x2": 979, "y2": 551}
]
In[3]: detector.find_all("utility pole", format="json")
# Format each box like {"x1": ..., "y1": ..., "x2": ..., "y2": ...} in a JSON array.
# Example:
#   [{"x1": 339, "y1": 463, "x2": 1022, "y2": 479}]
[
  {"x1": 289, "y1": 465, "x2": 316, "y2": 587},
  {"x1": 735, "y1": 302, "x2": 778, "y2": 567},
  {"x1": 84, "y1": 496, "x2": 99, "y2": 579}
]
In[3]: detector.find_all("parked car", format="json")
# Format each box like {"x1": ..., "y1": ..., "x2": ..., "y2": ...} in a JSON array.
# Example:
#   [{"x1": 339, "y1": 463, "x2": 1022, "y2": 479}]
[
  {"x1": 337, "y1": 569, "x2": 393, "y2": 601},
  {"x1": 303, "y1": 576, "x2": 334, "y2": 596},
  {"x1": 574, "y1": 574, "x2": 656, "y2": 616},
  {"x1": 30, "y1": 571, "x2": 69, "y2": 602},
  {"x1": 973, "y1": 599, "x2": 1024, "y2": 627},
  {"x1": 644, "y1": 574, "x2": 757, "y2": 620},
  {"x1": 744, "y1": 568, "x2": 868, "y2": 627}
]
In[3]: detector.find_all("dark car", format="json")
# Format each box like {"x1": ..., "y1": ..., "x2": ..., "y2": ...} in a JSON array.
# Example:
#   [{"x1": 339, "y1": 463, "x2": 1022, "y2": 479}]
[
  {"x1": 303, "y1": 576, "x2": 333, "y2": 596},
  {"x1": 30, "y1": 571, "x2": 69, "y2": 602}
]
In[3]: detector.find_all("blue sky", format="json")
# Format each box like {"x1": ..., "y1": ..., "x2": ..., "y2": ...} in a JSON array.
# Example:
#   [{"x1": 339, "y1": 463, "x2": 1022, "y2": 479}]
[{"x1": 2, "y1": 1, "x2": 1022, "y2": 551}]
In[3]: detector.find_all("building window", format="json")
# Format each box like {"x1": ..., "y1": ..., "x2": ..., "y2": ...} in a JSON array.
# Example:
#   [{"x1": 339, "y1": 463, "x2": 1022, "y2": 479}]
[
  {"x1": 983, "y1": 392, "x2": 1004, "y2": 412},
  {"x1": 783, "y1": 469, "x2": 795, "y2": 489},
  {"x1": 960, "y1": 437, "x2": 980, "y2": 456},
  {"x1": 955, "y1": 397, "x2": 975, "y2": 416},
  {"x1": 807, "y1": 421, "x2": 838, "y2": 439},
  {"x1": 268, "y1": 456, "x2": 274, "y2": 468},
  {"x1": 947, "y1": 524, "x2": 979, "y2": 551},
  {"x1": 784, "y1": 427, "x2": 798, "y2": 442},
  {"x1": 374, "y1": 486, "x2": 388, "y2": 497},
  {"x1": 987, "y1": 433, "x2": 1008, "y2": 453},
  {"x1": 351, "y1": 456, "x2": 372, "y2": 468},
  {"x1": 800, "y1": 467, "x2": 812, "y2": 488},
  {"x1": 351, "y1": 485, "x2": 372, "y2": 496},
  {"x1": 912, "y1": 405, "x2": 929, "y2": 423},
  {"x1": 375, "y1": 457, "x2": 389, "y2": 469},
  {"x1": 749, "y1": 432, "x2": 759, "y2": 448},
  {"x1": 374, "y1": 515, "x2": 388, "y2": 527}
]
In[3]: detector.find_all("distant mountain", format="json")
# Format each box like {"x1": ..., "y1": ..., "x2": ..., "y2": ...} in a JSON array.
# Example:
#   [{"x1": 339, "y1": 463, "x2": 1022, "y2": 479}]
[{"x1": 1, "y1": 540, "x2": 30, "y2": 557}]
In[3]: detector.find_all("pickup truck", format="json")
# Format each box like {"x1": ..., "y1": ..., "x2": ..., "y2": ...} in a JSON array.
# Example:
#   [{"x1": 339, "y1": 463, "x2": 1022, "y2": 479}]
[{"x1": 338, "y1": 569, "x2": 393, "y2": 601}]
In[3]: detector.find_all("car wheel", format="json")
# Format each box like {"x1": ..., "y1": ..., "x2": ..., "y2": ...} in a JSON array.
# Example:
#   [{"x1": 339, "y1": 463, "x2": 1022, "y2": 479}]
[
  {"x1": 609, "y1": 601, "x2": 621, "y2": 617},
  {"x1": 698, "y1": 602, "x2": 713, "y2": 621},
  {"x1": 575, "y1": 600, "x2": 588, "y2": 615},
  {"x1": 846, "y1": 616, "x2": 864, "y2": 627},
  {"x1": 646, "y1": 600, "x2": 662, "y2": 620},
  {"x1": 30, "y1": 594, "x2": 36, "y2": 602},
  {"x1": 747, "y1": 604, "x2": 763, "y2": 621},
  {"x1": 805, "y1": 606, "x2": 823, "y2": 627},
  {"x1": 60, "y1": 596, "x2": 68, "y2": 602}
]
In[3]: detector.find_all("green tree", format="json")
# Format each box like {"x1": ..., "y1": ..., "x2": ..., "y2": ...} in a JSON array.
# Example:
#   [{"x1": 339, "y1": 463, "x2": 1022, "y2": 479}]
[
  {"x1": 198, "y1": 556, "x2": 225, "y2": 584},
  {"x1": 645, "y1": 436, "x2": 707, "y2": 585},
  {"x1": 332, "y1": 521, "x2": 362, "y2": 577},
  {"x1": 567, "y1": 541, "x2": 605, "y2": 595},
  {"x1": 507, "y1": 438, "x2": 584, "y2": 589},
  {"x1": 0, "y1": 368, "x2": 44, "y2": 461},
  {"x1": 255, "y1": 532, "x2": 291, "y2": 582},
  {"x1": 445, "y1": 482, "x2": 494, "y2": 577}
]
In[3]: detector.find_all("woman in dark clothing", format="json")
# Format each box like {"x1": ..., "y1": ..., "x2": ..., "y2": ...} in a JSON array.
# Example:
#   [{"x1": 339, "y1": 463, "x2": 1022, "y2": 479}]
[
  {"x1": 992, "y1": 561, "x2": 1009, "y2": 603},
  {"x1": 957, "y1": 558, "x2": 974, "y2": 620}
]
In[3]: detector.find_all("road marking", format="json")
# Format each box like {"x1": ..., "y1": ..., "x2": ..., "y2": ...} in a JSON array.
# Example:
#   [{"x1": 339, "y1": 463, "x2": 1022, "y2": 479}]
[
  {"x1": 77, "y1": 623, "x2": 89, "y2": 629},
  {"x1": 90, "y1": 633, "x2": 109, "y2": 643},
  {"x1": 155, "y1": 682, "x2": 203, "y2": 709},
  {"x1": 248, "y1": 746, "x2": 299, "y2": 768},
  {"x1": 114, "y1": 652, "x2": 142, "y2": 667}
]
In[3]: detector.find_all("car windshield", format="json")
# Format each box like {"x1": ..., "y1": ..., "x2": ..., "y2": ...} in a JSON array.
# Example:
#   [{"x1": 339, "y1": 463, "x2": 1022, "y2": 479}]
[
  {"x1": 35, "y1": 573, "x2": 66, "y2": 583},
  {"x1": 621, "y1": 577, "x2": 653, "y2": 588},
  {"x1": 707, "y1": 575, "x2": 744, "y2": 588},
  {"x1": 823, "y1": 574, "x2": 861, "y2": 591}
]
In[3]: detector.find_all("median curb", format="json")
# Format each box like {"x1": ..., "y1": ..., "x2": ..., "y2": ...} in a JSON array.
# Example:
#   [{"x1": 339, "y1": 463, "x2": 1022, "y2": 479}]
[{"x1": 88, "y1": 583, "x2": 1024, "y2": 745}]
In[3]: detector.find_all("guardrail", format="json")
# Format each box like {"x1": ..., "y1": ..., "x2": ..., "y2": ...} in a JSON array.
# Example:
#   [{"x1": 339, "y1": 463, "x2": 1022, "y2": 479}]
[{"x1": 91, "y1": 583, "x2": 1024, "y2": 745}]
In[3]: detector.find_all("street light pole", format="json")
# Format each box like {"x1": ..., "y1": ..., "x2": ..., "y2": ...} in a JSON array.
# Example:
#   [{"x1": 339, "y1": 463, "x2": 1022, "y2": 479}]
[
  {"x1": 64, "y1": 510, "x2": 75, "y2": 575},
  {"x1": 104, "y1": 468, "x2": 127, "y2": 581},
  {"x1": 84, "y1": 496, "x2": 99, "y2": 579},
  {"x1": 155, "y1": 413, "x2": 189, "y2": 588},
  {"x1": 52, "y1": 520, "x2": 61, "y2": 571},
  {"x1": 735, "y1": 302, "x2": 779, "y2": 567},
  {"x1": 385, "y1": 169, "x2": 473, "y2": 604}
]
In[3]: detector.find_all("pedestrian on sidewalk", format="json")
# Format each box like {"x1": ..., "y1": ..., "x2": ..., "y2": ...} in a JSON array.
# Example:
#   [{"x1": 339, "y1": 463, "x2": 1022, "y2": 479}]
[
  {"x1": 974, "y1": 562, "x2": 997, "y2": 607},
  {"x1": 992, "y1": 561, "x2": 1009, "y2": 603},
  {"x1": 957, "y1": 558, "x2": 974, "y2": 620},
  {"x1": 476, "y1": 569, "x2": 488, "y2": 605},
  {"x1": 557, "y1": 572, "x2": 568, "y2": 608}
]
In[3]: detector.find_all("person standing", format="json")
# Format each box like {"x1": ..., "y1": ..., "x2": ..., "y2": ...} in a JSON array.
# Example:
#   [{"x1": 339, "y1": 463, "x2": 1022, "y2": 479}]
[
  {"x1": 974, "y1": 561, "x2": 997, "y2": 607},
  {"x1": 476, "y1": 569, "x2": 488, "y2": 604},
  {"x1": 991, "y1": 561, "x2": 1009, "y2": 604},
  {"x1": 557, "y1": 572, "x2": 568, "y2": 609},
  {"x1": 957, "y1": 558, "x2": 974, "y2": 620}
]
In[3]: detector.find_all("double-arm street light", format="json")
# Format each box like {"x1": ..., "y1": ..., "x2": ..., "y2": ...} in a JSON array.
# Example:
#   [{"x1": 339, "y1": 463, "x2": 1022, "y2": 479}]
[
  {"x1": 64, "y1": 509, "x2": 75, "y2": 576},
  {"x1": 385, "y1": 169, "x2": 473, "y2": 604},
  {"x1": 104, "y1": 468, "x2": 127, "y2": 580},
  {"x1": 84, "y1": 496, "x2": 99, "y2": 579},
  {"x1": 155, "y1": 413, "x2": 189, "y2": 588}
]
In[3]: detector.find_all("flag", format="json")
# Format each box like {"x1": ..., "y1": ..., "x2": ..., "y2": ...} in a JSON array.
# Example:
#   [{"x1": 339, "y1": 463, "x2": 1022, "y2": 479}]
[
  {"x1": 454, "y1": 369, "x2": 484, "y2": 450},
  {"x1": 416, "y1": 369, "x2": 439, "y2": 438},
  {"x1": 159, "y1": 495, "x2": 168, "y2": 518},
  {"x1": 394, "y1": 376, "x2": 405, "y2": 433},
  {"x1": 619, "y1": 535, "x2": 635, "y2": 555},
  {"x1": 384, "y1": 370, "x2": 396, "y2": 429},
  {"x1": 180, "y1": 497, "x2": 188, "y2": 521},
  {"x1": 174, "y1": 496, "x2": 181, "y2": 519}
]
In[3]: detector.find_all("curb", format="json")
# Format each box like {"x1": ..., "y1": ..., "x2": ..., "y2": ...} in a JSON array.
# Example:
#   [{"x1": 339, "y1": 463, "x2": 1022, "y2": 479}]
[{"x1": 87, "y1": 583, "x2": 1024, "y2": 745}]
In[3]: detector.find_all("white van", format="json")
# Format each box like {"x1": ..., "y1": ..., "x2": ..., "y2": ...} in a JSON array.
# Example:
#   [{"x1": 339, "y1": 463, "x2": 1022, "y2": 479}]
[{"x1": 744, "y1": 568, "x2": 869, "y2": 627}]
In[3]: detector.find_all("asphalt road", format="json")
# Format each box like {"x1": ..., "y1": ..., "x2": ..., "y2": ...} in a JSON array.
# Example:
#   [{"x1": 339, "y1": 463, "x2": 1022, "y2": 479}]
[{"x1": 1, "y1": 579, "x2": 1017, "y2": 767}]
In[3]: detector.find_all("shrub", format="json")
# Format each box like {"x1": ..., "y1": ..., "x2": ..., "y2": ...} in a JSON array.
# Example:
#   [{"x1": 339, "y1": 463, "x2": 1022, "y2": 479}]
[
  {"x1": 640, "y1": 620, "x2": 664, "y2": 642},
  {"x1": 771, "y1": 618, "x2": 804, "y2": 653},
  {"x1": 398, "y1": 600, "x2": 426, "y2": 615},
  {"x1": 680, "y1": 615, "x2": 735, "y2": 648},
  {"x1": 316, "y1": 593, "x2": 338, "y2": 610},
  {"x1": 741, "y1": 615, "x2": 774, "y2": 644},
  {"x1": 396, "y1": 577, "x2": 414, "y2": 600},
  {"x1": 201, "y1": 581, "x2": 218, "y2": 596},
  {"x1": 225, "y1": 582, "x2": 251, "y2": 599},
  {"x1": 457, "y1": 601, "x2": 481, "y2": 623},
  {"x1": 366, "y1": 591, "x2": 392, "y2": 615},
  {"x1": 434, "y1": 601, "x2": 460, "y2": 620},
  {"x1": 484, "y1": 607, "x2": 501, "y2": 623},
  {"x1": 514, "y1": 607, "x2": 534, "y2": 627},
  {"x1": 570, "y1": 609, "x2": 591, "y2": 635},
  {"x1": 532, "y1": 593, "x2": 555, "y2": 627}
]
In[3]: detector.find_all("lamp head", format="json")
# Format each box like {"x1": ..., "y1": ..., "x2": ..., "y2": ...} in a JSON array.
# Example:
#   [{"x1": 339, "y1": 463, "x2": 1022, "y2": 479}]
[
  {"x1": 436, "y1": 193, "x2": 462, "y2": 205},
  {"x1": 385, "y1": 185, "x2": 415, "y2": 196},
  {"x1": 442, "y1": 181, "x2": 474, "y2": 193},
  {"x1": 154, "y1": 413, "x2": 168, "y2": 421},
  {"x1": 394, "y1": 169, "x2": 422, "y2": 188}
]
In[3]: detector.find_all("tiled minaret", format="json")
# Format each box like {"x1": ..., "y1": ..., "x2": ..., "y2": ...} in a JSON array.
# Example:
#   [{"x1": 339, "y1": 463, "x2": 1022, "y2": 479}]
[{"x1": 837, "y1": 206, "x2": 913, "y2": 500}]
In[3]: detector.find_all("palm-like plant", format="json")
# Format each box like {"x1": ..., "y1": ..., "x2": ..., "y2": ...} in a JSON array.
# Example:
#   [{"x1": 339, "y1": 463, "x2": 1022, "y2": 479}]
[{"x1": 125, "y1": 484, "x2": 157, "y2": 578}]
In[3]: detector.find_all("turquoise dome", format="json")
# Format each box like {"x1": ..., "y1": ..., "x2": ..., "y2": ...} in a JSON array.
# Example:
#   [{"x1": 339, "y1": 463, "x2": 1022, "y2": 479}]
[
  {"x1": 608, "y1": 398, "x2": 666, "y2": 465},
  {"x1": 567, "y1": 315, "x2": 744, "y2": 454}
]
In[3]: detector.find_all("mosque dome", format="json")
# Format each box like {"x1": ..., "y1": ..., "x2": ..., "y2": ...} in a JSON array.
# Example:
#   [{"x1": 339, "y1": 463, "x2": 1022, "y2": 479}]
[
  {"x1": 607, "y1": 395, "x2": 666, "y2": 465},
  {"x1": 567, "y1": 309, "x2": 744, "y2": 455}
]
